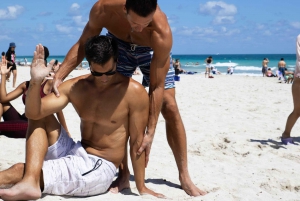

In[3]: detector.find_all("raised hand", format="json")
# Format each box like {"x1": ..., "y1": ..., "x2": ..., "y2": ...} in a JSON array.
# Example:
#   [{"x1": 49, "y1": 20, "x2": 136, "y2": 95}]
[
  {"x1": 30, "y1": 44, "x2": 54, "y2": 82},
  {"x1": 0, "y1": 58, "x2": 11, "y2": 75}
]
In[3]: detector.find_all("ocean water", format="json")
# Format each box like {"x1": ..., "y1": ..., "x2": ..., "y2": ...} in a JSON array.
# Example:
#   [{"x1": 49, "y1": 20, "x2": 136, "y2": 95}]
[
  {"x1": 172, "y1": 54, "x2": 296, "y2": 76},
  {"x1": 17, "y1": 54, "x2": 296, "y2": 76}
]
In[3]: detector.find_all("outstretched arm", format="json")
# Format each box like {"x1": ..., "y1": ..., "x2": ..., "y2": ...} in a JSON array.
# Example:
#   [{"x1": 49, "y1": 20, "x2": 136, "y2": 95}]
[
  {"x1": 137, "y1": 28, "x2": 172, "y2": 166},
  {"x1": 25, "y1": 45, "x2": 69, "y2": 120},
  {"x1": 0, "y1": 61, "x2": 26, "y2": 103},
  {"x1": 129, "y1": 82, "x2": 164, "y2": 198},
  {"x1": 52, "y1": 2, "x2": 103, "y2": 96}
]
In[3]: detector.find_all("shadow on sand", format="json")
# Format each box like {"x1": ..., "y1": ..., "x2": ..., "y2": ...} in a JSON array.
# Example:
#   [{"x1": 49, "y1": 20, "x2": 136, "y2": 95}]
[{"x1": 250, "y1": 136, "x2": 300, "y2": 149}]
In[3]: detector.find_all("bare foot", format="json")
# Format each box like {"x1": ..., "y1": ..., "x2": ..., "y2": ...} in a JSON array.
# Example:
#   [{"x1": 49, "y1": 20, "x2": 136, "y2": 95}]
[
  {"x1": 0, "y1": 180, "x2": 41, "y2": 201},
  {"x1": 109, "y1": 174, "x2": 130, "y2": 193},
  {"x1": 180, "y1": 176, "x2": 207, "y2": 196}
]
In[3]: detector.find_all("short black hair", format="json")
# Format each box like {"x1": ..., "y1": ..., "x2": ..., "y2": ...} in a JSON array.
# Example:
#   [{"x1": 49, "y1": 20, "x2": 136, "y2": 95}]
[
  {"x1": 125, "y1": 0, "x2": 157, "y2": 17},
  {"x1": 85, "y1": 35, "x2": 118, "y2": 65},
  {"x1": 43, "y1": 46, "x2": 49, "y2": 65},
  {"x1": 281, "y1": 58, "x2": 284, "y2": 60},
  {"x1": 1, "y1": 52, "x2": 5, "y2": 56}
]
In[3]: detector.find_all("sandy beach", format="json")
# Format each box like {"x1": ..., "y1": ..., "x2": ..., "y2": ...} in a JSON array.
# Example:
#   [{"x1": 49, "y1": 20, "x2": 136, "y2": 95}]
[{"x1": 0, "y1": 67, "x2": 299, "y2": 201}]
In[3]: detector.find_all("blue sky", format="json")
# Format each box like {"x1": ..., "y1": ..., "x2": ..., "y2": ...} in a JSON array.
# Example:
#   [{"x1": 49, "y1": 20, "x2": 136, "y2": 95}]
[{"x1": 0, "y1": 0, "x2": 299, "y2": 55}]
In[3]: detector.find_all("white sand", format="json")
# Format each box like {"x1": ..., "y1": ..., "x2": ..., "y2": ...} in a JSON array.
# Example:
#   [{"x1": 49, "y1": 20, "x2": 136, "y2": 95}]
[{"x1": 1, "y1": 67, "x2": 299, "y2": 201}]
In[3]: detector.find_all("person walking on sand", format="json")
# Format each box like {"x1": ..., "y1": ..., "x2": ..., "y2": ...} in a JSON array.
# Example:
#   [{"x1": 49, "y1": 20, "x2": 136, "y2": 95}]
[
  {"x1": 5, "y1": 42, "x2": 17, "y2": 88},
  {"x1": 261, "y1": 58, "x2": 269, "y2": 77},
  {"x1": 281, "y1": 35, "x2": 300, "y2": 144},
  {"x1": 51, "y1": 0, "x2": 206, "y2": 196},
  {"x1": 205, "y1": 56, "x2": 213, "y2": 78},
  {"x1": 0, "y1": 36, "x2": 164, "y2": 200}
]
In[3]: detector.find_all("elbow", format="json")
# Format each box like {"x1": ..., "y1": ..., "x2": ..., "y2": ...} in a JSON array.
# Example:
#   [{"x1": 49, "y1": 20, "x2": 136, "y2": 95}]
[{"x1": 25, "y1": 109, "x2": 41, "y2": 120}]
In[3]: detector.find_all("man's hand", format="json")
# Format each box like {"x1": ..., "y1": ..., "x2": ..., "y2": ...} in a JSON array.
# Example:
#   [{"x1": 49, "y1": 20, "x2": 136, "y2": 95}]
[
  {"x1": 52, "y1": 76, "x2": 63, "y2": 97},
  {"x1": 31, "y1": 44, "x2": 53, "y2": 82},
  {"x1": 137, "y1": 132, "x2": 154, "y2": 167}
]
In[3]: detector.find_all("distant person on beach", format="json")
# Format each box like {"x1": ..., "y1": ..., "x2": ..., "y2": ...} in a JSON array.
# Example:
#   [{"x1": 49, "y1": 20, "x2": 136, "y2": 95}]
[
  {"x1": 0, "y1": 36, "x2": 164, "y2": 200},
  {"x1": 278, "y1": 58, "x2": 286, "y2": 82},
  {"x1": 174, "y1": 59, "x2": 186, "y2": 74},
  {"x1": 0, "y1": 46, "x2": 68, "y2": 138},
  {"x1": 227, "y1": 66, "x2": 234, "y2": 75},
  {"x1": 24, "y1": 58, "x2": 27, "y2": 66},
  {"x1": 211, "y1": 66, "x2": 221, "y2": 75},
  {"x1": 266, "y1": 68, "x2": 276, "y2": 77},
  {"x1": 261, "y1": 58, "x2": 269, "y2": 77},
  {"x1": 281, "y1": 35, "x2": 300, "y2": 144},
  {"x1": 205, "y1": 56, "x2": 213, "y2": 78},
  {"x1": 51, "y1": 0, "x2": 205, "y2": 196},
  {"x1": 284, "y1": 67, "x2": 294, "y2": 84},
  {"x1": 5, "y1": 42, "x2": 17, "y2": 88}
]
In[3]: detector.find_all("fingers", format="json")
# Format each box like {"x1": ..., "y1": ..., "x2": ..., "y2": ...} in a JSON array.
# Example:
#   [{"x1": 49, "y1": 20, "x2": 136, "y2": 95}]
[
  {"x1": 52, "y1": 83, "x2": 60, "y2": 97},
  {"x1": 145, "y1": 146, "x2": 150, "y2": 167},
  {"x1": 137, "y1": 143, "x2": 146, "y2": 156}
]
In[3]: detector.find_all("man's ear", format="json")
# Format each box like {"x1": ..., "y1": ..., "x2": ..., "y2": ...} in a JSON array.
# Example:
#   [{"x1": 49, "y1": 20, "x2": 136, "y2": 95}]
[{"x1": 123, "y1": 5, "x2": 127, "y2": 14}]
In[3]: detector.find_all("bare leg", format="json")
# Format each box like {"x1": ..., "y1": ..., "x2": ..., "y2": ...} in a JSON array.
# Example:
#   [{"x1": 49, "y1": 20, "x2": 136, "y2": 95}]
[
  {"x1": 0, "y1": 115, "x2": 60, "y2": 200},
  {"x1": 282, "y1": 79, "x2": 300, "y2": 138},
  {"x1": 6, "y1": 71, "x2": 11, "y2": 81},
  {"x1": 161, "y1": 88, "x2": 206, "y2": 196},
  {"x1": 0, "y1": 163, "x2": 24, "y2": 189},
  {"x1": 12, "y1": 70, "x2": 17, "y2": 88},
  {"x1": 109, "y1": 144, "x2": 130, "y2": 193}
]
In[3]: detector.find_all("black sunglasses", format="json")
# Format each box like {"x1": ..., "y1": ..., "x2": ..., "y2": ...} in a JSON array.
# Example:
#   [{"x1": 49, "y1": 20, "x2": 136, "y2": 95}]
[{"x1": 90, "y1": 69, "x2": 116, "y2": 76}]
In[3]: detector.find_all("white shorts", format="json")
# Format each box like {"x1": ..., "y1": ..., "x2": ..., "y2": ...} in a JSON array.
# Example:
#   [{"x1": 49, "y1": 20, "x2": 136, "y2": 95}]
[{"x1": 42, "y1": 126, "x2": 117, "y2": 196}]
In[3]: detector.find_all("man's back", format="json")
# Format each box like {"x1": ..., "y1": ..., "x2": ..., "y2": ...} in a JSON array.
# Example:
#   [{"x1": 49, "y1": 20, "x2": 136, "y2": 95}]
[{"x1": 89, "y1": 0, "x2": 171, "y2": 48}]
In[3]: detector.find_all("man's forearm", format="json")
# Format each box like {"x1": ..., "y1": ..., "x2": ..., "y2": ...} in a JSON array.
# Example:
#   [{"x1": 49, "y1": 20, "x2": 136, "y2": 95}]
[
  {"x1": 146, "y1": 86, "x2": 164, "y2": 136},
  {"x1": 130, "y1": 146, "x2": 146, "y2": 192},
  {"x1": 56, "y1": 44, "x2": 85, "y2": 80},
  {"x1": 25, "y1": 81, "x2": 43, "y2": 119}
]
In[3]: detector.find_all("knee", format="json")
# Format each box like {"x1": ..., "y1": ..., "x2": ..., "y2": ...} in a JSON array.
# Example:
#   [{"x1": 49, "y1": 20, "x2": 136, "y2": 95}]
[
  {"x1": 161, "y1": 99, "x2": 179, "y2": 120},
  {"x1": 11, "y1": 163, "x2": 24, "y2": 172}
]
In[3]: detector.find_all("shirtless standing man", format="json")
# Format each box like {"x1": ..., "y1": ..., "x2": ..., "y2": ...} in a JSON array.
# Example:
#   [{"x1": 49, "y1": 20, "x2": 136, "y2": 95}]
[
  {"x1": 0, "y1": 36, "x2": 164, "y2": 200},
  {"x1": 52, "y1": 0, "x2": 205, "y2": 196},
  {"x1": 278, "y1": 58, "x2": 286, "y2": 81},
  {"x1": 261, "y1": 58, "x2": 269, "y2": 77}
]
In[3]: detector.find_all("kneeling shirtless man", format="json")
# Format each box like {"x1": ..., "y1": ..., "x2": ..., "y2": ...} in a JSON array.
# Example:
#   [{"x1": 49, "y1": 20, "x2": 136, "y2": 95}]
[{"x1": 0, "y1": 36, "x2": 164, "y2": 200}]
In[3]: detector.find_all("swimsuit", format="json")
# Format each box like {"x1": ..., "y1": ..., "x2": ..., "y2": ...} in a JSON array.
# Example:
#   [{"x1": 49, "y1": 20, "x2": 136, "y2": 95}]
[
  {"x1": 106, "y1": 32, "x2": 175, "y2": 89},
  {"x1": 42, "y1": 126, "x2": 116, "y2": 196},
  {"x1": 1, "y1": 80, "x2": 49, "y2": 138}
]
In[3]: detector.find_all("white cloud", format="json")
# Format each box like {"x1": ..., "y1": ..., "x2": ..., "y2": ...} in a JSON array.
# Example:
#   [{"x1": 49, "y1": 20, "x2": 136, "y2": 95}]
[
  {"x1": 290, "y1": 22, "x2": 300, "y2": 29},
  {"x1": 56, "y1": 24, "x2": 72, "y2": 33},
  {"x1": 36, "y1": 24, "x2": 45, "y2": 32},
  {"x1": 0, "y1": 5, "x2": 24, "y2": 20},
  {"x1": 199, "y1": 1, "x2": 237, "y2": 16},
  {"x1": 213, "y1": 16, "x2": 235, "y2": 24},
  {"x1": 73, "y1": 15, "x2": 87, "y2": 26},
  {"x1": 69, "y1": 3, "x2": 81, "y2": 16},
  {"x1": 199, "y1": 1, "x2": 237, "y2": 24},
  {"x1": 0, "y1": 35, "x2": 10, "y2": 41}
]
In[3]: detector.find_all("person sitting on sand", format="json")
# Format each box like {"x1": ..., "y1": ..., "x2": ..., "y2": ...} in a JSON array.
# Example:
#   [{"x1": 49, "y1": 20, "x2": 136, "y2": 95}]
[
  {"x1": 0, "y1": 46, "x2": 68, "y2": 138},
  {"x1": 266, "y1": 68, "x2": 276, "y2": 77},
  {"x1": 0, "y1": 36, "x2": 164, "y2": 200},
  {"x1": 281, "y1": 35, "x2": 300, "y2": 144},
  {"x1": 284, "y1": 67, "x2": 294, "y2": 84},
  {"x1": 174, "y1": 59, "x2": 186, "y2": 74}
]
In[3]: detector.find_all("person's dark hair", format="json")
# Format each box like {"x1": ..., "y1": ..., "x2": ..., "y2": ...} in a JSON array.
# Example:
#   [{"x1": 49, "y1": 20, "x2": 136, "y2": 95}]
[
  {"x1": 268, "y1": 68, "x2": 271, "y2": 70},
  {"x1": 125, "y1": 0, "x2": 157, "y2": 17},
  {"x1": 175, "y1": 59, "x2": 179, "y2": 62},
  {"x1": 263, "y1": 58, "x2": 266, "y2": 60},
  {"x1": 208, "y1": 56, "x2": 212, "y2": 58},
  {"x1": 43, "y1": 46, "x2": 49, "y2": 65},
  {"x1": 85, "y1": 35, "x2": 118, "y2": 65},
  {"x1": 1, "y1": 52, "x2": 5, "y2": 56},
  {"x1": 281, "y1": 58, "x2": 284, "y2": 60}
]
